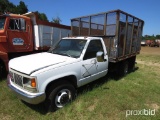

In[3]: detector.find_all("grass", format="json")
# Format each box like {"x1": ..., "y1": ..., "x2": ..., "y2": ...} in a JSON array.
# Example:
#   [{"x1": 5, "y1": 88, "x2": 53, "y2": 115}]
[
  {"x1": 137, "y1": 54, "x2": 160, "y2": 65},
  {"x1": 0, "y1": 51, "x2": 160, "y2": 120}
]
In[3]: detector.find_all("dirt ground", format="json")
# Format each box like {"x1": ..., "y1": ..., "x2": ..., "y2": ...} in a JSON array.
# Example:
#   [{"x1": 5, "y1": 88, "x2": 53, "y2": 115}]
[
  {"x1": 137, "y1": 46, "x2": 160, "y2": 67},
  {"x1": 140, "y1": 46, "x2": 160, "y2": 55}
]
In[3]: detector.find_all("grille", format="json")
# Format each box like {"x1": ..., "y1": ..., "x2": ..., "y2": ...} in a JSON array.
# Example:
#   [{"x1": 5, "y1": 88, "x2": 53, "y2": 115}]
[
  {"x1": 10, "y1": 71, "x2": 23, "y2": 87},
  {"x1": 14, "y1": 73, "x2": 23, "y2": 87}
]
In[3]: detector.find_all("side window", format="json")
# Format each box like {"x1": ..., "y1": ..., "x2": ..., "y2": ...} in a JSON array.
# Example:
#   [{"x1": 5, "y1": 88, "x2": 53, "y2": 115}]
[
  {"x1": 83, "y1": 40, "x2": 104, "y2": 60},
  {"x1": 8, "y1": 19, "x2": 26, "y2": 31}
]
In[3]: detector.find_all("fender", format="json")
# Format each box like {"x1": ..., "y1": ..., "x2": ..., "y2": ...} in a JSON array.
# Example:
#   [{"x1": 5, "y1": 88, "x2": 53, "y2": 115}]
[{"x1": 39, "y1": 71, "x2": 79, "y2": 93}]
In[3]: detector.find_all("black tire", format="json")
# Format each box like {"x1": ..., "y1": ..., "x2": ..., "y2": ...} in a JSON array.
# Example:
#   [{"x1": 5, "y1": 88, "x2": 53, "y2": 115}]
[
  {"x1": 128, "y1": 56, "x2": 136, "y2": 72},
  {"x1": 0, "y1": 62, "x2": 6, "y2": 80},
  {"x1": 117, "y1": 61, "x2": 129, "y2": 76},
  {"x1": 44, "y1": 81, "x2": 76, "y2": 112},
  {"x1": 123, "y1": 61, "x2": 129, "y2": 75}
]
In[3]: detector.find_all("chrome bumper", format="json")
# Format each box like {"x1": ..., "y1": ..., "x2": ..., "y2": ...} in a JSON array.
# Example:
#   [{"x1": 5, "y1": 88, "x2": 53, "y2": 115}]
[{"x1": 8, "y1": 77, "x2": 46, "y2": 104}]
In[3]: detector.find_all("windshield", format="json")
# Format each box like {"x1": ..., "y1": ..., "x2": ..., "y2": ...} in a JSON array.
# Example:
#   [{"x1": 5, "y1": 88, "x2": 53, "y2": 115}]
[
  {"x1": 48, "y1": 39, "x2": 87, "y2": 58},
  {"x1": 0, "y1": 17, "x2": 6, "y2": 30}
]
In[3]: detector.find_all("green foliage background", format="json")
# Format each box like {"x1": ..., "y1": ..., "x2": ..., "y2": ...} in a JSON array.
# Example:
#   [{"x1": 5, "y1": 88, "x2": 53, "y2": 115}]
[
  {"x1": 0, "y1": 0, "x2": 49, "y2": 21},
  {"x1": 0, "y1": 0, "x2": 28, "y2": 14},
  {"x1": 142, "y1": 34, "x2": 160, "y2": 40}
]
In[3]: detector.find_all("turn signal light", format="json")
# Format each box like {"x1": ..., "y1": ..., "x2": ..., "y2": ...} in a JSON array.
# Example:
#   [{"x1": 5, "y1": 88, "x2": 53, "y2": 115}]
[{"x1": 31, "y1": 79, "x2": 36, "y2": 88}]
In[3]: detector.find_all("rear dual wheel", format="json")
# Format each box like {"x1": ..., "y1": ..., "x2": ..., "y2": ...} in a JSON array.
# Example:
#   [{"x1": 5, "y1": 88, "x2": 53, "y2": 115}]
[
  {"x1": 118, "y1": 56, "x2": 136, "y2": 77},
  {"x1": 128, "y1": 56, "x2": 136, "y2": 72},
  {"x1": 118, "y1": 61, "x2": 129, "y2": 76}
]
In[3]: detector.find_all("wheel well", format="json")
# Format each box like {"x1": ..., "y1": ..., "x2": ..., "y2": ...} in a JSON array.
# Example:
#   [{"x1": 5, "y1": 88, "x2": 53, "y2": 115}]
[
  {"x1": 45, "y1": 75, "x2": 77, "y2": 95},
  {"x1": 0, "y1": 59, "x2": 5, "y2": 65},
  {"x1": 0, "y1": 58, "x2": 7, "y2": 78},
  {"x1": 0, "y1": 59, "x2": 6, "y2": 69}
]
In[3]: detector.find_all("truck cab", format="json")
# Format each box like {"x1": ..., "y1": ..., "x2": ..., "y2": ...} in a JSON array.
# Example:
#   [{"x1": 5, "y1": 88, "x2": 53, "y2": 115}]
[
  {"x1": 0, "y1": 12, "x2": 71, "y2": 78},
  {"x1": 0, "y1": 13, "x2": 33, "y2": 77},
  {"x1": 0, "y1": 14, "x2": 34, "y2": 52}
]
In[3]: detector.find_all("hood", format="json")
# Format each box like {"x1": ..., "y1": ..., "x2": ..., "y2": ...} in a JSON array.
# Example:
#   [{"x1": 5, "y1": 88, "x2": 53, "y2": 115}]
[{"x1": 9, "y1": 52, "x2": 74, "y2": 75}]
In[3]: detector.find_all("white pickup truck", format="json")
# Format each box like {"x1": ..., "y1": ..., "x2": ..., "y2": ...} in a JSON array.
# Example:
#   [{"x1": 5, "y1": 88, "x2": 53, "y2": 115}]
[
  {"x1": 7, "y1": 9, "x2": 144, "y2": 112},
  {"x1": 7, "y1": 37, "x2": 109, "y2": 111}
]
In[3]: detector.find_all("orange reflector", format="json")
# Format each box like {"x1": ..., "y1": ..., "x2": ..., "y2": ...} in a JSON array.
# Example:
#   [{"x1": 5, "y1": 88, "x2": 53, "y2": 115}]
[{"x1": 31, "y1": 79, "x2": 36, "y2": 87}]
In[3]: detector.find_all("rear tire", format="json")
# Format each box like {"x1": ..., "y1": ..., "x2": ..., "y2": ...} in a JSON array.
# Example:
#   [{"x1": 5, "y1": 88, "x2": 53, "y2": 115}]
[
  {"x1": 44, "y1": 81, "x2": 76, "y2": 112},
  {"x1": 128, "y1": 56, "x2": 136, "y2": 72},
  {"x1": 117, "y1": 61, "x2": 129, "y2": 76}
]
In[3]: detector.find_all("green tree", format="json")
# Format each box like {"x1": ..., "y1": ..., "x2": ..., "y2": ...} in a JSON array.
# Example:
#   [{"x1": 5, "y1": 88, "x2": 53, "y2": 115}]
[
  {"x1": 8, "y1": 2, "x2": 17, "y2": 13},
  {"x1": 143, "y1": 35, "x2": 154, "y2": 40},
  {"x1": 36, "y1": 11, "x2": 48, "y2": 21},
  {"x1": 51, "y1": 16, "x2": 62, "y2": 24},
  {"x1": 0, "y1": 0, "x2": 49, "y2": 21},
  {"x1": 0, "y1": 0, "x2": 16, "y2": 13},
  {"x1": 143, "y1": 34, "x2": 160, "y2": 40},
  {"x1": 156, "y1": 35, "x2": 160, "y2": 39},
  {"x1": 16, "y1": 1, "x2": 28, "y2": 14},
  {"x1": 0, "y1": 0, "x2": 28, "y2": 14}
]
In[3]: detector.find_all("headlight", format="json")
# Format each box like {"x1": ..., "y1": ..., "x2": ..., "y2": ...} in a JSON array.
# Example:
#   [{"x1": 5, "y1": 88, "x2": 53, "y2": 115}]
[{"x1": 23, "y1": 77, "x2": 37, "y2": 93}]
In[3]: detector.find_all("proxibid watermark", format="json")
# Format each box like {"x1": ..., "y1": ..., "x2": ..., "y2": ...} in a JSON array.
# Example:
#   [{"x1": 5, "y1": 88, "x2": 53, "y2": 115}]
[{"x1": 126, "y1": 109, "x2": 156, "y2": 117}]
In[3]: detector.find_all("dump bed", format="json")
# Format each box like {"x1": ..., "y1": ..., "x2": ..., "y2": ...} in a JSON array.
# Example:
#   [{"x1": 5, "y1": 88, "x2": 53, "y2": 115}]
[
  {"x1": 24, "y1": 12, "x2": 71, "y2": 50},
  {"x1": 33, "y1": 23, "x2": 71, "y2": 50},
  {"x1": 71, "y1": 9, "x2": 144, "y2": 62}
]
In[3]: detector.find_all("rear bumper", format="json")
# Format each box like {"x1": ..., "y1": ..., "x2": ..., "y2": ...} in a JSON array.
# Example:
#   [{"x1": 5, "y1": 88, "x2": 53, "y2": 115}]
[{"x1": 7, "y1": 76, "x2": 46, "y2": 104}]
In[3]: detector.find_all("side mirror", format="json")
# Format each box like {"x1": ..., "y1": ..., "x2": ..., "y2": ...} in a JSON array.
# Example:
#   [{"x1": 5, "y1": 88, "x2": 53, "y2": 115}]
[{"x1": 96, "y1": 51, "x2": 104, "y2": 62}]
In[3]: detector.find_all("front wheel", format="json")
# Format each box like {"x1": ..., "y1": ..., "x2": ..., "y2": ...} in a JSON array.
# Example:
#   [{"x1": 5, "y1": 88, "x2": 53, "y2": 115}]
[
  {"x1": 45, "y1": 81, "x2": 76, "y2": 112},
  {"x1": 0, "y1": 62, "x2": 6, "y2": 80}
]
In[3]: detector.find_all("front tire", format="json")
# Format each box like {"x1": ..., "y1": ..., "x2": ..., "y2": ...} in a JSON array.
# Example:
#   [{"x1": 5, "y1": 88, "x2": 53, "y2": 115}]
[
  {"x1": 0, "y1": 62, "x2": 6, "y2": 80},
  {"x1": 45, "y1": 81, "x2": 76, "y2": 112}
]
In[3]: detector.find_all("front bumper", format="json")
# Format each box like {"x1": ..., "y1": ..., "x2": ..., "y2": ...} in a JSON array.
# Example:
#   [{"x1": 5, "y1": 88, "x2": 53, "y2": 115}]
[{"x1": 7, "y1": 76, "x2": 46, "y2": 104}]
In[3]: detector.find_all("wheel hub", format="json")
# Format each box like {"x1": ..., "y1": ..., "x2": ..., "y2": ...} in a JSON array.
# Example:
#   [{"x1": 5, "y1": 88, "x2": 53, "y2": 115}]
[
  {"x1": 55, "y1": 89, "x2": 71, "y2": 108},
  {"x1": 59, "y1": 92, "x2": 69, "y2": 104}
]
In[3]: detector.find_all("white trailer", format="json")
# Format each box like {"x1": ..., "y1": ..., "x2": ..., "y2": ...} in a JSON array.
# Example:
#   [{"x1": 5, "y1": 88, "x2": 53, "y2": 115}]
[{"x1": 23, "y1": 12, "x2": 71, "y2": 50}]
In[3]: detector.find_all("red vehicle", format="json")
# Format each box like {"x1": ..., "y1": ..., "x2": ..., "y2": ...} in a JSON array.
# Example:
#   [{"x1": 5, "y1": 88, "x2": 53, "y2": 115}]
[
  {"x1": 0, "y1": 12, "x2": 71, "y2": 78},
  {"x1": 146, "y1": 40, "x2": 151, "y2": 46},
  {"x1": 146, "y1": 40, "x2": 160, "y2": 47},
  {"x1": 150, "y1": 40, "x2": 160, "y2": 47}
]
